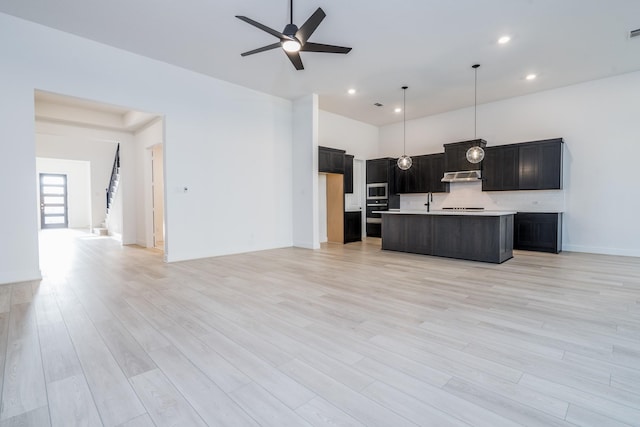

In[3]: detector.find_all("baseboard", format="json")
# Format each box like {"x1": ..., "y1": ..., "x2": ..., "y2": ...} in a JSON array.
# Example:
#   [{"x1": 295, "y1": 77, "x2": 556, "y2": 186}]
[
  {"x1": 0, "y1": 269, "x2": 42, "y2": 286},
  {"x1": 293, "y1": 241, "x2": 320, "y2": 250},
  {"x1": 562, "y1": 244, "x2": 640, "y2": 257}
]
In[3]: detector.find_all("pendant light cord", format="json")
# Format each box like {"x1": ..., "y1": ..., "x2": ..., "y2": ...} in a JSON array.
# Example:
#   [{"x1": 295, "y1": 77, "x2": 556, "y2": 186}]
[
  {"x1": 474, "y1": 67, "x2": 477, "y2": 139},
  {"x1": 403, "y1": 87, "x2": 406, "y2": 156},
  {"x1": 473, "y1": 64, "x2": 480, "y2": 139},
  {"x1": 290, "y1": 0, "x2": 293, "y2": 24}
]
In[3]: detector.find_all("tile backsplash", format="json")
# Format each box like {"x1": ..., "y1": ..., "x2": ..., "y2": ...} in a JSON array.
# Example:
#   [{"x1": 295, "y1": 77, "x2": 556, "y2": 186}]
[{"x1": 400, "y1": 181, "x2": 565, "y2": 212}]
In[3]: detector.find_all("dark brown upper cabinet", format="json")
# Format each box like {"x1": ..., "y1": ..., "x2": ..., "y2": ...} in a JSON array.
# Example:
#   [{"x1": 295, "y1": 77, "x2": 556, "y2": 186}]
[
  {"x1": 366, "y1": 158, "x2": 395, "y2": 184},
  {"x1": 482, "y1": 145, "x2": 519, "y2": 191},
  {"x1": 393, "y1": 153, "x2": 449, "y2": 194},
  {"x1": 518, "y1": 139, "x2": 563, "y2": 190},
  {"x1": 343, "y1": 154, "x2": 354, "y2": 194},
  {"x1": 318, "y1": 146, "x2": 346, "y2": 174},
  {"x1": 444, "y1": 139, "x2": 487, "y2": 172},
  {"x1": 482, "y1": 138, "x2": 563, "y2": 191}
]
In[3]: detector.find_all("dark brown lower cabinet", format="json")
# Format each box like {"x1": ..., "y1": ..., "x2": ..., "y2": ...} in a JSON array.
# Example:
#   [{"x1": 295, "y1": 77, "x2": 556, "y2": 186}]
[
  {"x1": 344, "y1": 211, "x2": 362, "y2": 243},
  {"x1": 514, "y1": 213, "x2": 562, "y2": 253},
  {"x1": 382, "y1": 213, "x2": 513, "y2": 263}
]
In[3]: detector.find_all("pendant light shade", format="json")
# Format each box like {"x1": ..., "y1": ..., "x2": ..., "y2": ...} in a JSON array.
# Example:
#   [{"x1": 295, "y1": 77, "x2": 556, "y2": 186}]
[
  {"x1": 466, "y1": 146, "x2": 485, "y2": 163},
  {"x1": 397, "y1": 155, "x2": 412, "y2": 170},
  {"x1": 466, "y1": 64, "x2": 485, "y2": 164},
  {"x1": 397, "y1": 86, "x2": 412, "y2": 170}
]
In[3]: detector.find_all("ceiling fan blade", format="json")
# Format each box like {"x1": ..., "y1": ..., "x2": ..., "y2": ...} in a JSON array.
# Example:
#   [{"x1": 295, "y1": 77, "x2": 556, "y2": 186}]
[
  {"x1": 284, "y1": 50, "x2": 304, "y2": 70},
  {"x1": 295, "y1": 8, "x2": 326, "y2": 44},
  {"x1": 301, "y1": 42, "x2": 352, "y2": 54},
  {"x1": 241, "y1": 43, "x2": 281, "y2": 57},
  {"x1": 236, "y1": 15, "x2": 288, "y2": 40}
]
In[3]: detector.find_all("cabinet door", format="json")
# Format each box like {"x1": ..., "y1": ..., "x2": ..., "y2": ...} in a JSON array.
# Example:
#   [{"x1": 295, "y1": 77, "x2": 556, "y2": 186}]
[
  {"x1": 514, "y1": 213, "x2": 561, "y2": 253},
  {"x1": 428, "y1": 154, "x2": 449, "y2": 193},
  {"x1": 394, "y1": 165, "x2": 408, "y2": 194},
  {"x1": 404, "y1": 215, "x2": 432, "y2": 254},
  {"x1": 501, "y1": 146, "x2": 519, "y2": 190},
  {"x1": 330, "y1": 151, "x2": 345, "y2": 174},
  {"x1": 518, "y1": 140, "x2": 562, "y2": 190},
  {"x1": 538, "y1": 142, "x2": 562, "y2": 189},
  {"x1": 411, "y1": 155, "x2": 429, "y2": 193},
  {"x1": 445, "y1": 145, "x2": 464, "y2": 172},
  {"x1": 319, "y1": 148, "x2": 331, "y2": 173},
  {"x1": 483, "y1": 146, "x2": 519, "y2": 191},
  {"x1": 343, "y1": 155, "x2": 354, "y2": 193},
  {"x1": 366, "y1": 159, "x2": 388, "y2": 183},
  {"x1": 344, "y1": 211, "x2": 361, "y2": 243},
  {"x1": 518, "y1": 144, "x2": 540, "y2": 190},
  {"x1": 482, "y1": 147, "x2": 501, "y2": 191}
]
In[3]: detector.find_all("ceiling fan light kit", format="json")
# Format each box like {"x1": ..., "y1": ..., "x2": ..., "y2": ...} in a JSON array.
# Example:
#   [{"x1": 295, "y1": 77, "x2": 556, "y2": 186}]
[{"x1": 236, "y1": 0, "x2": 352, "y2": 70}]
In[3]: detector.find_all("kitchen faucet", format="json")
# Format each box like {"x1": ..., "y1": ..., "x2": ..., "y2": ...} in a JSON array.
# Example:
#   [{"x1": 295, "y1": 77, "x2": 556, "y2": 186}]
[{"x1": 424, "y1": 192, "x2": 433, "y2": 212}]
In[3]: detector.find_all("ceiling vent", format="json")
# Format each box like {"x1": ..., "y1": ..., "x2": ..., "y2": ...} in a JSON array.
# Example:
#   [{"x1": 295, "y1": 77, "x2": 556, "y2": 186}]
[
  {"x1": 630, "y1": 28, "x2": 640, "y2": 39},
  {"x1": 374, "y1": 102, "x2": 383, "y2": 107}
]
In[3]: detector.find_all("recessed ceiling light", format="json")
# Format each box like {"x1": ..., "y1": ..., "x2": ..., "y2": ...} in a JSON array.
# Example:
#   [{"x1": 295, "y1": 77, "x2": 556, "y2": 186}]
[
  {"x1": 394, "y1": 107, "x2": 402, "y2": 113},
  {"x1": 498, "y1": 35, "x2": 511, "y2": 44},
  {"x1": 525, "y1": 73, "x2": 537, "y2": 81},
  {"x1": 347, "y1": 88, "x2": 356, "y2": 95}
]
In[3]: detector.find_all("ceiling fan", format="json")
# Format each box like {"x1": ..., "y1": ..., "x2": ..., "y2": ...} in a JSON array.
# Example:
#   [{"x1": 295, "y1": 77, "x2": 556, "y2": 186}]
[{"x1": 235, "y1": 0, "x2": 352, "y2": 70}]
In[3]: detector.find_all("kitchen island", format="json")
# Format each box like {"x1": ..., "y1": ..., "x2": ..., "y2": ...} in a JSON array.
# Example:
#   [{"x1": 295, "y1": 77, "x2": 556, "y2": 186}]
[{"x1": 381, "y1": 210, "x2": 516, "y2": 263}]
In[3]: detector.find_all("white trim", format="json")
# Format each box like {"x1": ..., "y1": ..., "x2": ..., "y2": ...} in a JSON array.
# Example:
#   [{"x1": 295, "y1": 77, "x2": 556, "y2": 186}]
[{"x1": 562, "y1": 245, "x2": 640, "y2": 258}]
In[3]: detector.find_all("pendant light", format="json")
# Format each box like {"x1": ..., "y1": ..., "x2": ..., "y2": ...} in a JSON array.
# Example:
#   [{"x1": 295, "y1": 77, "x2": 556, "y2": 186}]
[
  {"x1": 397, "y1": 86, "x2": 412, "y2": 170},
  {"x1": 466, "y1": 64, "x2": 485, "y2": 164}
]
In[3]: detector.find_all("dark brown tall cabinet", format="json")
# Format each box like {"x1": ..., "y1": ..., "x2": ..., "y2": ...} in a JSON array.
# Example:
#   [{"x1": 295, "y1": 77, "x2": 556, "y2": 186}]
[{"x1": 319, "y1": 146, "x2": 361, "y2": 244}]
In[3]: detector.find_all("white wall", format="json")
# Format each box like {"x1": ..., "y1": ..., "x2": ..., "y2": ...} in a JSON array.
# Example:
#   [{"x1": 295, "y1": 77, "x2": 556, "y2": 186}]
[
  {"x1": 380, "y1": 71, "x2": 640, "y2": 256},
  {"x1": 319, "y1": 110, "x2": 379, "y2": 160},
  {"x1": 292, "y1": 94, "x2": 319, "y2": 249},
  {"x1": 35, "y1": 158, "x2": 91, "y2": 229},
  {"x1": 0, "y1": 12, "x2": 293, "y2": 283},
  {"x1": 35, "y1": 121, "x2": 126, "y2": 230}
]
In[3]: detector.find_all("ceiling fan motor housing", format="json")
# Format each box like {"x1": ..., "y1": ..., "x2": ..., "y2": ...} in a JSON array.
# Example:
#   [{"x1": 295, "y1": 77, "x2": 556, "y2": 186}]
[{"x1": 283, "y1": 24, "x2": 299, "y2": 38}]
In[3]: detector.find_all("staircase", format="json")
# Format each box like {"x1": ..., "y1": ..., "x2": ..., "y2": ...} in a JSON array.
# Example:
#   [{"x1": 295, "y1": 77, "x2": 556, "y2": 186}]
[{"x1": 94, "y1": 144, "x2": 120, "y2": 236}]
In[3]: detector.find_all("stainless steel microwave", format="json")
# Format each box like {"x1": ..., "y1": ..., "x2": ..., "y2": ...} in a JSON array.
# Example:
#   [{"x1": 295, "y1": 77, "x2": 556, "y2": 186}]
[{"x1": 366, "y1": 183, "x2": 388, "y2": 200}]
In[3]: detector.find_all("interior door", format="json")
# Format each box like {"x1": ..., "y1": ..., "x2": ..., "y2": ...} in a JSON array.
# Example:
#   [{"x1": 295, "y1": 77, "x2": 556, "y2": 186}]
[{"x1": 39, "y1": 173, "x2": 68, "y2": 229}]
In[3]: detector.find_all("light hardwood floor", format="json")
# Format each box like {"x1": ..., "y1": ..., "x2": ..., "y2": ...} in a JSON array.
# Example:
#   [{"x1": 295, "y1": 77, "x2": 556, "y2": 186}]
[{"x1": 1, "y1": 229, "x2": 639, "y2": 426}]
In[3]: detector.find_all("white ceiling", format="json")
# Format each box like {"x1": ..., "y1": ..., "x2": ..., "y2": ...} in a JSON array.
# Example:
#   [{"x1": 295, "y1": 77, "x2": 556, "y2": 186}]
[{"x1": 3, "y1": 0, "x2": 640, "y2": 126}]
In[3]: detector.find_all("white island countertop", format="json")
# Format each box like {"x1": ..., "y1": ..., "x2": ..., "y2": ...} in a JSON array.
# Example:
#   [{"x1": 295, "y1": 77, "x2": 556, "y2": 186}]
[{"x1": 380, "y1": 210, "x2": 517, "y2": 216}]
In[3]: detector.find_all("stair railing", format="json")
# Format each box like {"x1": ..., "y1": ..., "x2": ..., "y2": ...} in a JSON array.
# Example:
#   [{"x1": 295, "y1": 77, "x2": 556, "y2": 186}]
[{"x1": 106, "y1": 143, "x2": 120, "y2": 212}]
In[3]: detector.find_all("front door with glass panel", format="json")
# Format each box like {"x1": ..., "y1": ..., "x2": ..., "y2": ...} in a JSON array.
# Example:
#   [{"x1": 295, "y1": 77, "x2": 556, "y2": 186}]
[{"x1": 40, "y1": 173, "x2": 68, "y2": 229}]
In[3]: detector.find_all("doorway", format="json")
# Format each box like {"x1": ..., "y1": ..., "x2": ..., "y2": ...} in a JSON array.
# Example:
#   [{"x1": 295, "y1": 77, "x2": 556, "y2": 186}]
[
  {"x1": 151, "y1": 144, "x2": 165, "y2": 249},
  {"x1": 39, "y1": 173, "x2": 68, "y2": 229}
]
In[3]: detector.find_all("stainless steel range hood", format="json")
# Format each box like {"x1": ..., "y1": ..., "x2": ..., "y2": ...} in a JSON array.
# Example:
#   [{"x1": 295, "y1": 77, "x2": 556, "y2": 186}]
[{"x1": 441, "y1": 170, "x2": 482, "y2": 183}]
